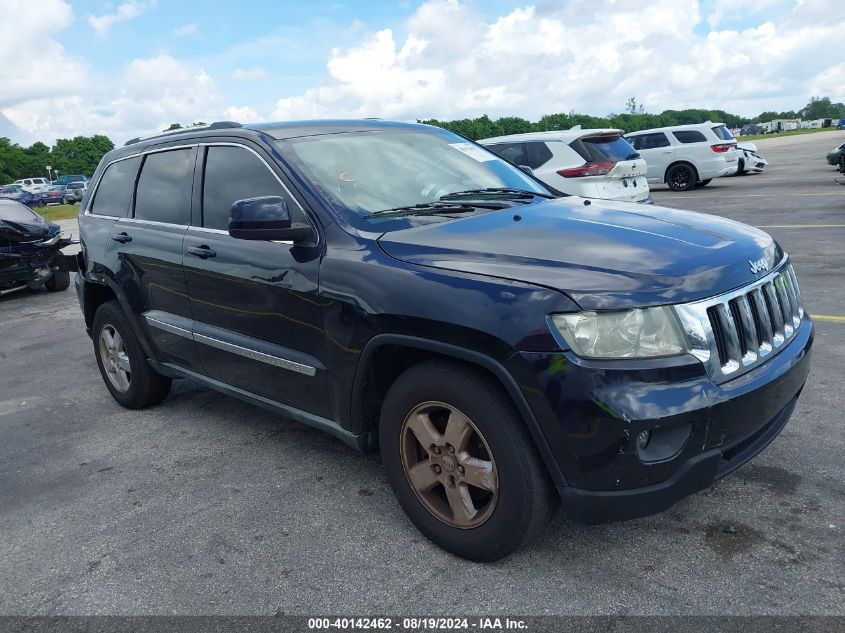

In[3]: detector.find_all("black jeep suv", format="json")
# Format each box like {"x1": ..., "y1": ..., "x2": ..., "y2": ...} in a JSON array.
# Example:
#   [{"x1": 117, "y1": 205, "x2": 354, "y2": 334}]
[{"x1": 76, "y1": 120, "x2": 812, "y2": 561}]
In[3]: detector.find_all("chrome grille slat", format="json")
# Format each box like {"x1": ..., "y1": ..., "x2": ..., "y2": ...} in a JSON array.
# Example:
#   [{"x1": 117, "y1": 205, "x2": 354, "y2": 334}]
[
  {"x1": 734, "y1": 295, "x2": 759, "y2": 364},
  {"x1": 673, "y1": 260, "x2": 805, "y2": 383},
  {"x1": 749, "y1": 288, "x2": 773, "y2": 357},
  {"x1": 773, "y1": 274, "x2": 793, "y2": 337},
  {"x1": 763, "y1": 281, "x2": 785, "y2": 345}
]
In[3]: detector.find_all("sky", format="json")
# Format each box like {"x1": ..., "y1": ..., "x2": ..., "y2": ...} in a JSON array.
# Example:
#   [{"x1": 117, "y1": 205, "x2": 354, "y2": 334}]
[{"x1": 1, "y1": 0, "x2": 843, "y2": 146}]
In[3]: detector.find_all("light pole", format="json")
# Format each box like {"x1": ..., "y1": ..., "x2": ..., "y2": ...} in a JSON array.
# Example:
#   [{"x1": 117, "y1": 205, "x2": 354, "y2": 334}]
[{"x1": 46, "y1": 165, "x2": 52, "y2": 182}]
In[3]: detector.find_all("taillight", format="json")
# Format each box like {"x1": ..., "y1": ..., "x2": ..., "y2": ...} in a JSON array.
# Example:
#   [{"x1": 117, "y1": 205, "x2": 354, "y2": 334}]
[
  {"x1": 711, "y1": 143, "x2": 735, "y2": 153},
  {"x1": 557, "y1": 161, "x2": 615, "y2": 178}
]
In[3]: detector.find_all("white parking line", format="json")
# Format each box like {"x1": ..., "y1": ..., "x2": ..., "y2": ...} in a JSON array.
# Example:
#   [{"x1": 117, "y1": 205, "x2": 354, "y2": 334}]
[
  {"x1": 758, "y1": 224, "x2": 845, "y2": 228},
  {"x1": 659, "y1": 192, "x2": 845, "y2": 199}
]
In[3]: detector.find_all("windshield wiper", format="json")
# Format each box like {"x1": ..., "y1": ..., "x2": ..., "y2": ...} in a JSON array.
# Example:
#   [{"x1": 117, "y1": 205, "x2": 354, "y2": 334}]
[
  {"x1": 439, "y1": 187, "x2": 555, "y2": 200},
  {"x1": 366, "y1": 201, "x2": 506, "y2": 218}
]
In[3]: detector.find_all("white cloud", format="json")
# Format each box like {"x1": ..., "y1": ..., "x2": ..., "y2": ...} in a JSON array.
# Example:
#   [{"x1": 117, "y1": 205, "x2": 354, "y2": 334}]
[
  {"x1": 2, "y1": 0, "x2": 845, "y2": 147},
  {"x1": 224, "y1": 105, "x2": 261, "y2": 122},
  {"x1": 272, "y1": 0, "x2": 845, "y2": 122},
  {"x1": 2, "y1": 53, "x2": 223, "y2": 144},
  {"x1": 231, "y1": 67, "x2": 268, "y2": 81},
  {"x1": 89, "y1": 0, "x2": 151, "y2": 36},
  {"x1": 173, "y1": 22, "x2": 198, "y2": 37},
  {"x1": 0, "y1": 0, "x2": 87, "y2": 110}
]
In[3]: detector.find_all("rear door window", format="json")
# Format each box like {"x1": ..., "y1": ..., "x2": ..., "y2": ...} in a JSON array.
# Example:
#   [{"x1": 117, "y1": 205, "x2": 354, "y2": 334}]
[
  {"x1": 134, "y1": 149, "x2": 194, "y2": 225},
  {"x1": 711, "y1": 125, "x2": 735, "y2": 141},
  {"x1": 202, "y1": 145, "x2": 292, "y2": 231},
  {"x1": 672, "y1": 130, "x2": 707, "y2": 144},
  {"x1": 90, "y1": 156, "x2": 142, "y2": 217},
  {"x1": 487, "y1": 143, "x2": 528, "y2": 166},
  {"x1": 630, "y1": 133, "x2": 671, "y2": 150}
]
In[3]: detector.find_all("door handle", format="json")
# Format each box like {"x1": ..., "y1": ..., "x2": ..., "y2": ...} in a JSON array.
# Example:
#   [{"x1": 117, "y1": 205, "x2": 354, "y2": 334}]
[
  {"x1": 111, "y1": 232, "x2": 132, "y2": 243},
  {"x1": 188, "y1": 245, "x2": 216, "y2": 259}
]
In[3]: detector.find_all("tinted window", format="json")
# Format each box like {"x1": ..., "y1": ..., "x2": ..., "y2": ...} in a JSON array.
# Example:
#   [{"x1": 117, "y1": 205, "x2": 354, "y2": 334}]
[
  {"x1": 202, "y1": 146, "x2": 288, "y2": 231},
  {"x1": 628, "y1": 133, "x2": 670, "y2": 150},
  {"x1": 575, "y1": 135, "x2": 638, "y2": 162},
  {"x1": 673, "y1": 130, "x2": 707, "y2": 144},
  {"x1": 712, "y1": 125, "x2": 735, "y2": 141},
  {"x1": 90, "y1": 156, "x2": 141, "y2": 217},
  {"x1": 488, "y1": 143, "x2": 528, "y2": 166},
  {"x1": 525, "y1": 142, "x2": 553, "y2": 168},
  {"x1": 134, "y1": 149, "x2": 193, "y2": 225}
]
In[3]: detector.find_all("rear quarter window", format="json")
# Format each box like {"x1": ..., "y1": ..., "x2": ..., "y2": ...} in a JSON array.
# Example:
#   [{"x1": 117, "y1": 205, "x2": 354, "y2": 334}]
[{"x1": 90, "y1": 156, "x2": 142, "y2": 217}]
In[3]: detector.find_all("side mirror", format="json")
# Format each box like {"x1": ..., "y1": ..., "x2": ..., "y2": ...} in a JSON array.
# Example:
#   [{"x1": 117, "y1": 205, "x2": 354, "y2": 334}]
[
  {"x1": 228, "y1": 196, "x2": 312, "y2": 242},
  {"x1": 517, "y1": 164, "x2": 534, "y2": 176}
]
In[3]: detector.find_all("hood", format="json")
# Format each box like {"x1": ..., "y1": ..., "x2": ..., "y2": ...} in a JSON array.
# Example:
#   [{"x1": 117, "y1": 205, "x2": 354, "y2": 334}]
[
  {"x1": 0, "y1": 213, "x2": 55, "y2": 244},
  {"x1": 377, "y1": 198, "x2": 781, "y2": 310}
]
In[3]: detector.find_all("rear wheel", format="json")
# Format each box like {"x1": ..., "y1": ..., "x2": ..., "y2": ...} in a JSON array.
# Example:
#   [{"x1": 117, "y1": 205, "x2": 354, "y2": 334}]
[
  {"x1": 93, "y1": 300, "x2": 171, "y2": 409},
  {"x1": 45, "y1": 270, "x2": 70, "y2": 292},
  {"x1": 665, "y1": 163, "x2": 697, "y2": 191},
  {"x1": 379, "y1": 360, "x2": 557, "y2": 561},
  {"x1": 695, "y1": 179, "x2": 712, "y2": 188}
]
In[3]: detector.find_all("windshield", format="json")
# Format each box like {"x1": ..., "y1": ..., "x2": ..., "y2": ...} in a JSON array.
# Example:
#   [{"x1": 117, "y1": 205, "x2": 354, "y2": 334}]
[
  {"x1": 0, "y1": 202, "x2": 40, "y2": 224},
  {"x1": 275, "y1": 127, "x2": 551, "y2": 227}
]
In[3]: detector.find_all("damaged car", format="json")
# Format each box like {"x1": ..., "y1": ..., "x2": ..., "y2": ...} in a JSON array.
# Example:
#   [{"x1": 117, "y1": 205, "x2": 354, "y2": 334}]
[{"x1": 0, "y1": 199, "x2": 77, "y2": 297}]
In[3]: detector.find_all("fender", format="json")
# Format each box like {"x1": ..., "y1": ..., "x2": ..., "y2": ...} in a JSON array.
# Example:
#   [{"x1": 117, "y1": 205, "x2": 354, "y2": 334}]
[{"x1": 350, "y1": 333, "x2": 568, "y2": 489}]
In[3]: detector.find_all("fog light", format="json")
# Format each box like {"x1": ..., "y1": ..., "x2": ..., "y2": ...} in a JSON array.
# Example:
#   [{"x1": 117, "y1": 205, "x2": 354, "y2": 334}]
[{"x1": 636, "y1": 430, "x2": 651, "y2": 450}]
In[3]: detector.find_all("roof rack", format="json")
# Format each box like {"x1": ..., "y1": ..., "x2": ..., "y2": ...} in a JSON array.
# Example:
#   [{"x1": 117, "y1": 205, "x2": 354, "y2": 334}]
[{"x1": 124, "y1": 121, "x2": 242, "y2": 146}]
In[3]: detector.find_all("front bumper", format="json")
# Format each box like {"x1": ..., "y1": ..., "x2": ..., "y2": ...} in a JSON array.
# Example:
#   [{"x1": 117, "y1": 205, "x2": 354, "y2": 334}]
[{"x1": 507, "y1": 316, "x2": 813, "y2": 524}]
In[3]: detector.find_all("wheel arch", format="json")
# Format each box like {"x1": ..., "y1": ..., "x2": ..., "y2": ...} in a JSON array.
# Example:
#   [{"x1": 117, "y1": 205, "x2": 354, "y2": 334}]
[
  {"x1": 350, "y1": 334, "x2": 568, "y2": 488},
  {"x1": 82, "y1": 280, "x2": 118, "y2": 330}
]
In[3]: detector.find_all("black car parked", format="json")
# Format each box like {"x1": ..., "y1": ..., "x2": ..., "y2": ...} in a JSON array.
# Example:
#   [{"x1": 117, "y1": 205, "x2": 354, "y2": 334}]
[
  {"x1": 1, "y1": 199, "x2": 76, "y2": 296},
  {"x1": 75, "y1": 120, "x2": 812, "y2": 561}
]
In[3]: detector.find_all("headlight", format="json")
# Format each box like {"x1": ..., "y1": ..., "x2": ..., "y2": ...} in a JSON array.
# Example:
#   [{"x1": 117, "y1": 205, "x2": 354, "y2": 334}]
[{"x1": 550, "y1": 307, "x2": 687, "y2": 359}]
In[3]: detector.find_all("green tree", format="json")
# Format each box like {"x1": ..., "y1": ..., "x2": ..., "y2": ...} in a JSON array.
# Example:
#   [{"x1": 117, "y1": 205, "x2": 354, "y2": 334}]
[
  {"x1": 51, "y1": 135, "x2": 115, "y2": 177},
  {"x1": 800, "y1": 96, "x2": 845, "y2": 120}
]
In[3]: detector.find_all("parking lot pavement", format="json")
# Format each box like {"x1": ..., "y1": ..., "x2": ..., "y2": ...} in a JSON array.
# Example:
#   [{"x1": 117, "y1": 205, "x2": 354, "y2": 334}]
[{"x1": 1, "y1": 133, "x2": 843, "y2": 616}]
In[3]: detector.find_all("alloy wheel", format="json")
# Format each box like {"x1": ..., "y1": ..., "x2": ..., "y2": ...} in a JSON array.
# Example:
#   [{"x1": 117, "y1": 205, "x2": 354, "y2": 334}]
[
  {"x1": 399, "y1": 401, "x2": 498, "y2": 529},
  {"x1": 669, "y1": 166, "x2": 693, "y2": 190},
  {"x1": 99, "y1": 324, "x2": 131, "y2": 392}
]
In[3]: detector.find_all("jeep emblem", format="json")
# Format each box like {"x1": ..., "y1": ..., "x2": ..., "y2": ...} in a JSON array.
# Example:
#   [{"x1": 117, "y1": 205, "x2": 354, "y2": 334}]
[{"x1": 749, "y1": 258, "x2": 769, "y2": 274}]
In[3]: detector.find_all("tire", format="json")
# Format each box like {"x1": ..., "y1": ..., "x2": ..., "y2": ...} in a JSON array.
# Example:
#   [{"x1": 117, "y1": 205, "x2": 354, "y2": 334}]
[
  {"x1": 665, "y1": 163, "x2": 697, "y2": 191},
  {"x1": 695, "y1": 179, "x2": 712, "y2": 188},
  {"x1": 379, "y1": 360, "x2": 557, "y2": 562},
  {"x1": 736, "y1": 159, "x2": 746, "y2": 176},
  {"x1": 92, "y1": 300, "x2": 172, "y2": 409},
  {"x1": 45, "y1": 270, "x2": 70, "y2": 292}
]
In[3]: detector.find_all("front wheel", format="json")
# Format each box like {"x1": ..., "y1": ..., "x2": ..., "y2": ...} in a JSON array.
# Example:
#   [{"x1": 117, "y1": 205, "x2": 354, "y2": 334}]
[
  {"x1": 93, "y1": 300, "x2": 172, "y2": 409},
  {"x1": 736, "y1": 159, "x2": 746, "y2": 176},
  {"x1": 665, "y1": 164, "x2": 697, "y2": 191},
  {"x1": 379, "y1": 360, "x2": 557, "y2": 561},
  {"x1": 45, "y1": 270, "x2": 70, "y2": 292}
]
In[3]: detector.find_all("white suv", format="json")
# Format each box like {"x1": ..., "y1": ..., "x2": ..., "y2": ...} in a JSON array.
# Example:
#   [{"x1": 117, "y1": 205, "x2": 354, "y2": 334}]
[
  {"x1": 479, "y1": 128, "x2": 650, "y2": 203},
  {"x1": 624, "y1": 123, "x2": 738, "y2": 191},
  {"x1": 13, "y1": 177, "x2": 51, "y2": 194}
]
